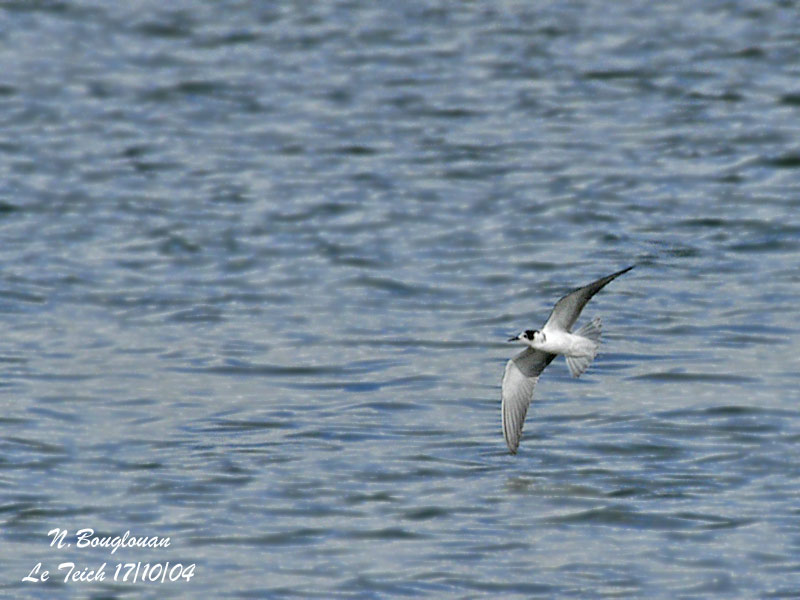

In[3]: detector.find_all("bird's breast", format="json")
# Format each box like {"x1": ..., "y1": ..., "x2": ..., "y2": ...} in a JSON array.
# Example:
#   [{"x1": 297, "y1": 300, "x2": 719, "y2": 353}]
[{"x1": 534, "y1": 331, "x2": 573, "y2": 354}]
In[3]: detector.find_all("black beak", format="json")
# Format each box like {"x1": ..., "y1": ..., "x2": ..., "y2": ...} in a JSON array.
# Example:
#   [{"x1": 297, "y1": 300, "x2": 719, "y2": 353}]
[{"x1": 507, "y1": 336, "x2": 518, "y2": 342}]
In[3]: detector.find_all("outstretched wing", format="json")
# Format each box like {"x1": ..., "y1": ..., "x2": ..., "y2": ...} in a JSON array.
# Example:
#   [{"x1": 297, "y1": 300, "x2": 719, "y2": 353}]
[
  {"x1": 543, "y1": 265, "x2": 634, "y2": 333},
  {"x1": 501, "y1": 348, "x2": 557, "y2": 454}
]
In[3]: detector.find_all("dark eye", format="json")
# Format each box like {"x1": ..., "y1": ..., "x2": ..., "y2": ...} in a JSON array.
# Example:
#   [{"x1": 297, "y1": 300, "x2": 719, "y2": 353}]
[{"x1": 525, "y1": 330, "x2": 535, "y2": 340}]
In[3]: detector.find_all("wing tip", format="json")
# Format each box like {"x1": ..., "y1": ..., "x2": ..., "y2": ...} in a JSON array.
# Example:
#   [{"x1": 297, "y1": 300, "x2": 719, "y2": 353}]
[
  {"x1": 502, "y1": 417, "x2": 520, "y2": 455},
  {"x1": 504, "y1": 435, "x2": 519, "y2": 454},
  {"x1": 615, "y1": 264, "x2": 635, "y2": 277}
]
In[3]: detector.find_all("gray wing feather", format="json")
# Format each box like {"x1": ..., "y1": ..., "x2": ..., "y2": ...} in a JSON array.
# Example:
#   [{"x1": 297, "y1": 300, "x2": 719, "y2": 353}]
[
  {"x1": 543, "y1": 266, "x2": 634, "y2": 332},
  {"x1": 501, "y1": 348, "x2": 557, "y2": 454}
]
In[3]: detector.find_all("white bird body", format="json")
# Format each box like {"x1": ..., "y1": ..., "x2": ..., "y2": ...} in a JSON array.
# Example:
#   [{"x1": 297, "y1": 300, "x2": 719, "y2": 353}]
[
  {"x1": 529, "y1": 328, "x2": 595, "y2": 357},
  {"x1": 501, "y1": 267, "x2": 633, "y2": 454}
]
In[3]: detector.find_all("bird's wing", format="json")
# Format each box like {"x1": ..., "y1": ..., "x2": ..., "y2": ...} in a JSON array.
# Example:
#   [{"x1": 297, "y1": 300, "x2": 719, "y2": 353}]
[
  {"x1": 543, "y1": 265, "x2": 634, "y2": 333},
  {"x1": 501, "y1": 348, "x2": 557, "y2": 454}
]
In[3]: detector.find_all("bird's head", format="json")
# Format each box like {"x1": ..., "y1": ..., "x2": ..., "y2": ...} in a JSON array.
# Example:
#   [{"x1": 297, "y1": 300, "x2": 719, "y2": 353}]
[{"x1": 508, "y1": 329, "x2": 545, "y2": 346}]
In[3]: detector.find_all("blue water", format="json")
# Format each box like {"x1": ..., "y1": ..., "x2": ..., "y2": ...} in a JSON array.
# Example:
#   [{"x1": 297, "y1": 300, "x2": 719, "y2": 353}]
[{"x1": 2, "y1": 1, "x2": 800, "y2": 598}]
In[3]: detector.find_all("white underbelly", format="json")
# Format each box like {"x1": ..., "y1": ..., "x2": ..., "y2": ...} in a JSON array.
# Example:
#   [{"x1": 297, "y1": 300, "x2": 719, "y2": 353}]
[{"x1": 538, "y1": 331, "x2": 594, "y2": 356}]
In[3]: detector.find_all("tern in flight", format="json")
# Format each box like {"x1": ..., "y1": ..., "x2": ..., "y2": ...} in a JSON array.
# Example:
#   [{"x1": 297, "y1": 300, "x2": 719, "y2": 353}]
[{"x1": 501, "y1": 266, "x2": 634, "y2": 454}]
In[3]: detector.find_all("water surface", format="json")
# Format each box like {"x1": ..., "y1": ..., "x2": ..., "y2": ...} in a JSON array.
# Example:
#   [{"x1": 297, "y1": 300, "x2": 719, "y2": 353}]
[{"x1": 1, "y1": 1, "x2": 799, "y2": 598}]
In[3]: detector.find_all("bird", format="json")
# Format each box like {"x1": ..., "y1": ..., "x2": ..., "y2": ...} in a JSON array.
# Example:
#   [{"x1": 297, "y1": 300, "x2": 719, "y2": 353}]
[{"x1": 501, "y1": 266, "x2": 634, "y2": 454}]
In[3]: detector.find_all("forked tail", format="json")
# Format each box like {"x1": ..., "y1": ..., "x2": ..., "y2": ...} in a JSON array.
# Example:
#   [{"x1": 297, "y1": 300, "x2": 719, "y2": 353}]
[{"x1": 566, "y1": 317, "x2": 602, "y2": 377}]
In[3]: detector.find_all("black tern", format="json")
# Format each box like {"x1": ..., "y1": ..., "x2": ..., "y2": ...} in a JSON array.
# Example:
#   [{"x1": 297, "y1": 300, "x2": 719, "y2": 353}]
[{"x1": 501, "y1": 266, "x2": 634, "y2": 454}]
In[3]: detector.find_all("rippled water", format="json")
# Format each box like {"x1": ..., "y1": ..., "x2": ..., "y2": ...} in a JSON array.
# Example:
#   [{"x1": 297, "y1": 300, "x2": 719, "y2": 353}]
[{"x1": 2, "y1": 1, "x2": 800, "y2": 598}]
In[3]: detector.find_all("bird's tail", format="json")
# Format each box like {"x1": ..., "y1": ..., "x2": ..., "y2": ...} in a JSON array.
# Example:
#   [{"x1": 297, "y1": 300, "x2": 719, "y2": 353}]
[
  {"x1": 566, "y1": 317, "x2": 601, "y2": 378},
  {"x1": 575, "y1": 316, "x2": 601, "y2": 342}
]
